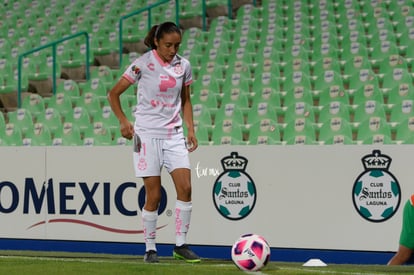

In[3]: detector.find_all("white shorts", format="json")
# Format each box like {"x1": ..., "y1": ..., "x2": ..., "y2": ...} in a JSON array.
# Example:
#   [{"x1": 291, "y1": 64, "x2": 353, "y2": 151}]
[{"x1": 133, "y1": 134, "x2": 190, "y2": 177}]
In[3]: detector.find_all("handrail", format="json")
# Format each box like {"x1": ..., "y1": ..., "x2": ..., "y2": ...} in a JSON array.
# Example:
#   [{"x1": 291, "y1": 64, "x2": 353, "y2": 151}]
[
  {"x1": 118, "y1": 0, "x2": 180, "y2": 67},
  {"x1": 17, "y1": 31, "x2": 90, "y2": 107}
]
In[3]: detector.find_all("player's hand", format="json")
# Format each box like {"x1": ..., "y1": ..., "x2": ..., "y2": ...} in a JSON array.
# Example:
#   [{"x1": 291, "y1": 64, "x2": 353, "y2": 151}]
[
  {"x1": 186, "y1": 134, "x2": 198, "y2": 152},
  {"x1": 120, "y1": 119, "x2": 134, "y2": 140}
]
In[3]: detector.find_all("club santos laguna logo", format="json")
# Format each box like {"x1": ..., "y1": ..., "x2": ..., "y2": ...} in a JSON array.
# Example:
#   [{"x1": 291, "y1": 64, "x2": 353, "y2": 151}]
[
  {"x1": 352, "y1": 150, "x2": 401, "y2": 223},
  {"x1": 212, "y1": 152, "x2": 257, "y2": 220}
]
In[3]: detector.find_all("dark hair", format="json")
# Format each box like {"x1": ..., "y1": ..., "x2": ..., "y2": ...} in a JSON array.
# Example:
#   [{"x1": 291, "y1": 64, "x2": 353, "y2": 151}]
[{"x1": 144, "y1": 21, "x2": 181, "y2": 49}]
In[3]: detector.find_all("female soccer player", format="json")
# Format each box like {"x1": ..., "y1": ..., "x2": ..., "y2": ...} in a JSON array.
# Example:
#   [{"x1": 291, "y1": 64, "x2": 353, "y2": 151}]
[{"x1": 107, "y1": 21, "x2": 200, "y2": 263}]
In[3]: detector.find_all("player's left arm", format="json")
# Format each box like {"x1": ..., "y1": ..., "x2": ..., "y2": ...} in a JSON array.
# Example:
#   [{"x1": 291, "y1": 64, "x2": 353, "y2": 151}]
[{"x1": 181, "y1": 84, "x2": 198, "y2": 152}]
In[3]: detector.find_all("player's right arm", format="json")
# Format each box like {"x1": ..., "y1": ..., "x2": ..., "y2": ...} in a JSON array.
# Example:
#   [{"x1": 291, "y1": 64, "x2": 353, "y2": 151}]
[{"x1": 107, "y1": 77, "x2": 134, "y2": 140}]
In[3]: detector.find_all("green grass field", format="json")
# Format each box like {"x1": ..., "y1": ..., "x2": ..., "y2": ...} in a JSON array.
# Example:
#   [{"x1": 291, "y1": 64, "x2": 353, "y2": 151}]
[{"x1": 1, "y1": 251, "x2": 414, "y2": 275}]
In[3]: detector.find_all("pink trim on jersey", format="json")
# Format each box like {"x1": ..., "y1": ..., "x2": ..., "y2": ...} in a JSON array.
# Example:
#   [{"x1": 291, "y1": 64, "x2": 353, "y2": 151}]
[
  {"x1": 410, "y1": 194, "x2": 414, "y2": 206},
  {"x1": 152, "y1": 49, "x2": 170, "y2": 67},
  {"x1": 184, "y1": 79, "x2": 193, "y2": 86},
  {"x1": 122, "y1": 74, "x2": 135, "y2": 84}
]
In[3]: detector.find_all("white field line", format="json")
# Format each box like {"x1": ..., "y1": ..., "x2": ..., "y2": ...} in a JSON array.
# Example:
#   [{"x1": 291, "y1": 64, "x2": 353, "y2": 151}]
[{"x1": 278, "y1": 266, "x2": 387, "y2": 275}]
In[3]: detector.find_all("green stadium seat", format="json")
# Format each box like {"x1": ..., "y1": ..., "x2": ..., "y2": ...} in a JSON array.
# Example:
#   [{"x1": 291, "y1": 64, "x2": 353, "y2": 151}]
[
  {"x1": 7, "y1": 108, "x2": 34, "y2": 137},
  {"x1": 83, "y1": 121, "x2": 113, "y2": 146},
  {"x1": 37, "y1": 107, "x2": 63, "y2": 137},
  {"x1": 211, "y1": 122, "x2": 245, "y2": 145},
  {"x1": 192, "y1": 103, "x2": 213, "y2": 133},
  {"x1": 356, "y1": 116, "x2": 392, "y2": 143},
  {"x1": 100, "y1": 105, "x2": 119, "y2": 136},
  {"x1": 350, "y1": 82, "x2": 384, "y2": 106},
  {"x1": 192, "y1": 88, "x2": 219, "y2": 117},
  {"x1": 57, "y1": 122, "x2": 83, "y2": 145},
  {"x1": 21, "y1": 93, "x2": 46, "y2": 121},
  {"x1": 1, "y1": 123, "x2": 23, "y2": 146},
  {"x1": 220, "y1": 88, "x2": 249, "y2": 114},
  {"x1": 318, "y1": 117, "x2": 354, "y2": 144},
  {"x1": 247, "y1": 101, "x2": 278, "y2": 126},
  {"x1": 318, "y1": 101, "x2": 352, "y2": 123},
  {"x1": 282, "y1": 102, "x2": 316, "y2": 124},
  {"x1": 352, "y1": 100, "x2": 387, "y2": 124},
  {"x1": 56, "y1": 79, "x2": 81, "y2": 104},
  {"x1": 75, "y1": 92, "x2": 102, "y2": 121},
  {"x1": 282, "y1": 117, "x2": 317, "y2": 144},
  {"x1": 47, "y1": 92, "x2": 73, "y2": 121},
  {"x1": 214, "y1": 103, "x2": 245, "y2": 128},
  {"x1": 65, "y1": 106, "x2": 91, "y2": 136},
  {"x1": 247, "y1": 119, "x2": 281, "y2": 145},
  {"x1": 23, "y1": 122, "x2": 52, "y2": 146},
  {"x1": 395, "y1": 117, "x2": 414, "y2": 143}
]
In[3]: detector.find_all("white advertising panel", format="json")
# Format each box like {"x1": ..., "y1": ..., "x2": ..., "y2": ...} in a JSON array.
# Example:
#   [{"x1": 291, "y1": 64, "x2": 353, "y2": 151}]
[{"x1": 0, "y1": 145, "x2": 413, "y2": 253}]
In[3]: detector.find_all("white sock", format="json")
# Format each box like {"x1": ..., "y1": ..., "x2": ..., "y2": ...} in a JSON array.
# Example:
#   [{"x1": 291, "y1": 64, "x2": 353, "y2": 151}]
[
  {"x1": 175, "y1": 200, "x2": 192, "y2": 247},
  {"x1": 142, "y1": 209, "x2": 158, "y2": 252}
]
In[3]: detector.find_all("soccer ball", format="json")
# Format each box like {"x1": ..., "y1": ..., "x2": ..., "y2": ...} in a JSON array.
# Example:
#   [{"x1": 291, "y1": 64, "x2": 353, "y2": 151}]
[{"x1": 231, "y1": 233, "x2": 271, "y2": 271}]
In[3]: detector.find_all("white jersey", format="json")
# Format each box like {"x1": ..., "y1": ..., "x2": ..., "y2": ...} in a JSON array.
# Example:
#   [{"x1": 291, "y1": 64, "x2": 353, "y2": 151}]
[{"x1": 123, "y1": 50, "x2": 193, "y2": 138}]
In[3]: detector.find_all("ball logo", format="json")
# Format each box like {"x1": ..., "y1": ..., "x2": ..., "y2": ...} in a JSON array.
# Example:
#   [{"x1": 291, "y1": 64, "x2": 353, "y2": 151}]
[
  {"x1": 352, "y1": 150, "x2": 401, "y2": 222},
  {"x1": 212, "y1": 152, "x2": 257, "y2": 220}
]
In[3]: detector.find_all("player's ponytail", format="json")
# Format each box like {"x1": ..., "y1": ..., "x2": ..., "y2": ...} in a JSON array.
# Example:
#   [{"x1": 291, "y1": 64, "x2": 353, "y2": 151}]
[{"x1": 144, "y1": 22, "x2": 181, "y2": 50}]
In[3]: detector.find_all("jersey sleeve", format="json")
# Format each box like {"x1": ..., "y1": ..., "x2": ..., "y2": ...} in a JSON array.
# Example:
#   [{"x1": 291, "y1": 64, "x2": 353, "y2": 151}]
[{"x1": 122, "y1": 60, "x2": 142, "y2": 84}]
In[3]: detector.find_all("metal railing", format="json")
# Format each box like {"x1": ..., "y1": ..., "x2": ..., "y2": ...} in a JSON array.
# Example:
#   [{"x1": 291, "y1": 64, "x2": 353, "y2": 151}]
[{"x1": 17, "y1": 31, "x2": 90, "y2": 107}]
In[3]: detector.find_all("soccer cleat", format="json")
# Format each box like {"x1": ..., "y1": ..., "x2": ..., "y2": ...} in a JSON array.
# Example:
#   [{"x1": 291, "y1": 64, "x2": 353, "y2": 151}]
[
  {"x1": 143, "y1": 250, "x2": 159, "y2": 263},
  {"x1": 173, "y1": 244, "x2": 201, "y2": 263}
]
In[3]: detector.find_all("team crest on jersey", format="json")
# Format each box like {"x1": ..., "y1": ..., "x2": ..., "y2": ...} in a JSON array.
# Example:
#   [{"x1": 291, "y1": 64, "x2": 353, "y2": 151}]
[
  {"x1": 131, "y1": 65, "x2": 140, "y2": 75},
  {"x1": 173, "y1": 63, "x2": 183, "y2": 75},
  {"x1": 147, "y1": 63, "x2": 155, "y2": 71}
]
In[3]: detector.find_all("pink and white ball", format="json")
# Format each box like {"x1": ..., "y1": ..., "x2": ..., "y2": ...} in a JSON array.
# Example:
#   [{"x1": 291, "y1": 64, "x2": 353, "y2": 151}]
[{"x1": 231, "y1": 233, "x2": 271, "y2": 271}]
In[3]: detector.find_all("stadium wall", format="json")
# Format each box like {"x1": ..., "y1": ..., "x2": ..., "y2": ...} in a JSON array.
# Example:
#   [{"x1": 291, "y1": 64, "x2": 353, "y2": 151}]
[{"x1": 0, "y1": 145, "x2": 412, "y2": 264}]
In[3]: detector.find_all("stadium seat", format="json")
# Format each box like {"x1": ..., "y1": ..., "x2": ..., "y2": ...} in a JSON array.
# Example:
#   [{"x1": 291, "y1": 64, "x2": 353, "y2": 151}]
[
  {"x1": 318, "y1": 117, "x2": 354, "y2": 144},
  {"x1": 356, "y1": 116, "x2": 392, "y2": 143},
  {"x1": 192, "y1": 103, "x2": 213, "y2": 134},
  {"x1": 1, "y1": 123, "x2": 23, "y2": 146},
  {"x1": 347, "y1": 69, "x2": 379, "y2": 94},
  {"x1": 351, "y1": 100, "x2": 387, "y2": 124},
  {"x1": 192, "y1": 88, "x2": 219, "y2": 117},
  {"x1": 381, "y1": 67, "x2": 413, "y2": 93},
  {"x1": 23, "y1": 122, "x2": 52, "y2": 146},
  {"x1": 100, "y1": 105, "x2": 119, "y2": 136},
  {"x1": 7, "y1": 107, "x2": 34, "y2": 137},
  {"x1": 21, "y1": 93, "x2": 46, "y2": 121},
  {"x1": 350, "y1": 82, "x2": 385, "y2": 106},
  {"x1": 342, "y1": 54, "x2": 372, "y2": 82},
  {"x1": 57, "y1": 122, "x2": 83, "y2": 145},
  {"x1": 395, "y1": 117, "x2": 414, "y2": 143},
  {"x1": 282, "y1": 102, "x2": 316, "y2": 124},
  {"x1": 83, "y1": 121, "x2": 113, "y2": 146},
  {"x1": 211, "y1": 121, "x2": 245, "y2": 145},
  {"x1": 313, "y1": 70, "x2": 344, "y2": 94},
  {"x1": 247, "y1": 101, "x2": 278, "y2": 126},
  {"x1": 247, "y1": 119, "x2": 281, "y2": 145},
  {"x1": 65, "y1": 106, "x2": 91, "y2": 136},
  {"x1": 282, "y1": 85, "x2": 314, "y2": 107},
  {"x1": 220, "y1": 88, "x2": 249, "y2": 114},
  {"x1": 318, "y1": 101, "x2": 352, "y2": 123},
  {"x1": 75, "y1": 92, "x2": 102, "y2": 121},
  {"x1": 36, "y1": 107, "x2": 63, "y2": 139},
  {"x1": 311, "y1": 57, "x2": 342, "y2": 81},
  {"x1": 78, "y1": 77, "x2": 108, "y2": 104},
  {"x1": 282, "y1": 118, "x2": 317, "y2": 144},
  {"x1": 47, "y1": 92, "x2": 73, "y2": 121},
  {"x1": 214, "y1": 103, "x2": 245, "y2": 127},
  {"x1": 56, "y1": 79, "x2": 81, "y2": 104},
  {"x1": 388, "y1": 100, "x2": 414, "y2": 126}
]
